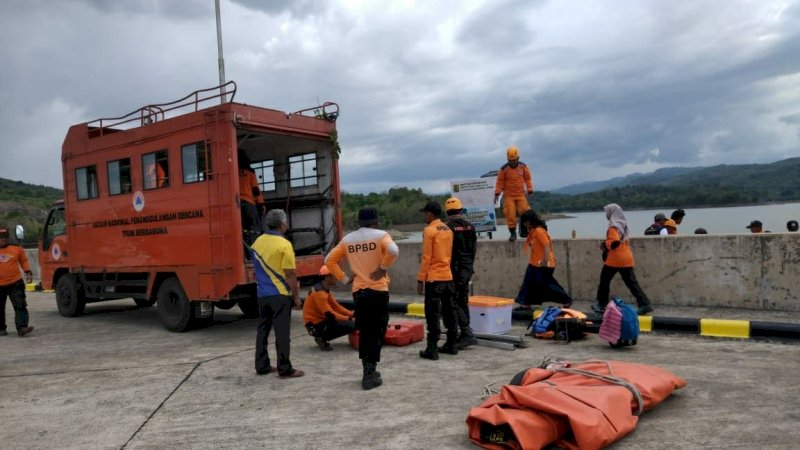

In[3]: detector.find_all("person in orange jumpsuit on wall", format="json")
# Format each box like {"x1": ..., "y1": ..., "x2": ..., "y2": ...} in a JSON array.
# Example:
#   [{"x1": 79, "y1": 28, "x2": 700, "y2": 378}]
[{"x1": 494, "y1": 146, "x2": 534, "y2": 242}]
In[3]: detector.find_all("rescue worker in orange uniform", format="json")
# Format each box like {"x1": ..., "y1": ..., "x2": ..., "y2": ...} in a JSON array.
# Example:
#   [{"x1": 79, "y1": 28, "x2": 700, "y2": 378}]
[
  {"x1": 325, "y1": 207, "x2": 399, "y2": 390},
  {"x1": 514, "y1": 211, "x2": 573, "y2": 310},
  {"x1": 238, "y1": 150, "x2": 265, "y2": 248},
  {"x1": 417, "y1": 202, "x2": 457, "y2": 360},
  {"x1": 592, "y1": 204, "x2": 654, "y2": 316},
  {"x1": 0, "y1": 227, "x2": 34, "y2": 337},
  {"x1": 444, "y1": 197, "x2": 478, "y2": 349},
  {"x1": 302, "y1": 265, "x2": 355, "y2": 351},
  {"x1": 494, "y1": 146, "x2": 534, "y2": 241}
]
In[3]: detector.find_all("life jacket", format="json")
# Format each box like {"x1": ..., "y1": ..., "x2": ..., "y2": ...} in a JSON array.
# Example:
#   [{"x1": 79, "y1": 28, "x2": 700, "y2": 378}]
[
  {"x1": 529, "y1": 307, "x2": 587, "y2": 339},
  {"x1": 644, "y1": 223, "x2": 664, "y2": 235}
]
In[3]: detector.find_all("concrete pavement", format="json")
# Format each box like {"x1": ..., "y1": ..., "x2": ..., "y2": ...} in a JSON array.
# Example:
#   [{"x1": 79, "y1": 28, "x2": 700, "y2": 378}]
[{"x1": 2, "y1": 292, "x2": 799, "y2": 449}]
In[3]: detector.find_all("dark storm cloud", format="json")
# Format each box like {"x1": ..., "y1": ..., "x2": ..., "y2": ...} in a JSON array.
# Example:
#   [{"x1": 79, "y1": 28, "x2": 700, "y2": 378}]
[{"x1": 1, "y1": 1, "x2": 799, "y2": 193}]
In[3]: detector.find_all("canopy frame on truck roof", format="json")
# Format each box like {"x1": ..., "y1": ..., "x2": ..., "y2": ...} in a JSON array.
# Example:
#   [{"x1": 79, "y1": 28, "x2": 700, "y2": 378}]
[{"x1": 87, "y1": 81, "x2": 238, "y2": 135}]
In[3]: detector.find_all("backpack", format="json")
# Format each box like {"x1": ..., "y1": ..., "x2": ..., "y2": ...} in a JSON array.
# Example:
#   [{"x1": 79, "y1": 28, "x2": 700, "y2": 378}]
[
  {"x1": 599, "y1": 298, "x2": 639, "y2": 348},
  {"x1": 644, "y1": 224, "x2": 663, "y2": 235},
  {"x1": 529, "y1": 307, "x2": 587, "y2": 339}
]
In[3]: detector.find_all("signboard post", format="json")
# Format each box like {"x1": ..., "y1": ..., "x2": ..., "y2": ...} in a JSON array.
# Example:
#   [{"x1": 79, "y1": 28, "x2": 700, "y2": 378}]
[{"x1": 450, "y1": 178, "x2": 498, "y2": 235}]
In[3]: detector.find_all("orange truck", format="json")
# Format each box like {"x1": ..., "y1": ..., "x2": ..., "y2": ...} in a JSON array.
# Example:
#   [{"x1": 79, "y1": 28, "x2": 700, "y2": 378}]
[{"x1": 38, "y1": 82, "x2": 343, "y2": 331}]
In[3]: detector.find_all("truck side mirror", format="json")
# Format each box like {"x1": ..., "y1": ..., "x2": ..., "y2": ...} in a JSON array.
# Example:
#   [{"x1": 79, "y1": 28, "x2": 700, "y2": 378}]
[{"x1": 15, "y1": 224, "x2": 24, "y2": 241}]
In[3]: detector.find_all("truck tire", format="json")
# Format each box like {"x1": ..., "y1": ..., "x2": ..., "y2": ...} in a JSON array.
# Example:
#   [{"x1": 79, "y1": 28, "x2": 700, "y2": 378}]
[
  {"x1": 157, "y1": 277, "x2": 193, "y2": 332},
  {"x1": 134, "y1": 298, "x2": 157, "y2": 308},
  {"x1": 238, "y1": 298, "x2": 260, "y2": 318},
  {"x1": 56, "y1": 274, "x2": 86, "y2": 317}
]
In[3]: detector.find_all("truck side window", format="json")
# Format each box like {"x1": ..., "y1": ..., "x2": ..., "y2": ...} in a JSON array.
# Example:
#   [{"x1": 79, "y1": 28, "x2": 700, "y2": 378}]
[
  {"x1": 142, "y1": 150, "x2": 169, "y2": 190},
  {"x1": 289, "y1": 152, "x2": 317, "y2": 187},
  {"x1": 76, "y1": 165, "x2": 99, "y2": 200},
  {"x1": 182, "y1": 142, "x2": 211, "y2": 183},
  {"x1": 43, "y1": 208, "x2": 66, "y2": 250},
  {"x1": 108, "y1": 158, "x2": 132, "y2": 195},
  {"x1": 251, "y1": 159, "x2": 276, "y2": 192}
]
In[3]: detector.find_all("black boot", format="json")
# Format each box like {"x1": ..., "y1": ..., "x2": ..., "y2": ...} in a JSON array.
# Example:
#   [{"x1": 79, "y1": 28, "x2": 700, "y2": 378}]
[
  {"x1": 362, "y1": 361, "x2": 383, "y2": 390},
  {"x1": 419, "y1": 342, "x2": 439, "y2": 360},
  {"x1": 438, "y1": 340, "x2": 459, "y2": 355},
  {"x1": 508, "y1": 228, "x2": 517, "y2": 242},
  {"x1": 457, "y1": 328, "x2": 478, "y2": 349}
]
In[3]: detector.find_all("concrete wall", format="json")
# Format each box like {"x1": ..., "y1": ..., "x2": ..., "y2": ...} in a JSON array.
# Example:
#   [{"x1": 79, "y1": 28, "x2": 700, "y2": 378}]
[
  {"x1": 390, "y1": 234, "x2": 800, "y2": 311},
  {"x1": 26, "y1": 233, "x2": 800, "y2": 310}
]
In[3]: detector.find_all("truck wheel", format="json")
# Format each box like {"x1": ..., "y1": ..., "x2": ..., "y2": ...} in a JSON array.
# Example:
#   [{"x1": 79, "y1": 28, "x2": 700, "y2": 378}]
[
  {"x1": 56, "y1": 274, "x2": 86, "y2": 317},
  {"x1": 134, "y1": 298, "x2": 157, "y2": 308},
  {"x1": 238, "y1": 298, "x2": 260, "y2": 318},
  {"x1": 157, "y1": 278, "x2": 193, "y2": 332}
]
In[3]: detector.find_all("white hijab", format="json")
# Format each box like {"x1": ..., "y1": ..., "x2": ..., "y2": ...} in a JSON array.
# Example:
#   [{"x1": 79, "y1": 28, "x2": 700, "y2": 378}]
[{"x1": 604, "y1": 203, "x2": 628, "y2": 241}]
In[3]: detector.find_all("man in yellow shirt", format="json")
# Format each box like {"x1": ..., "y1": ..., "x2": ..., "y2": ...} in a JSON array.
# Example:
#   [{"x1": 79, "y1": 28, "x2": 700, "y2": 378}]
[
  {"x1": 251, "y1": 210, "x2": 304, "y2": 379},
  {"x1": 325, "y1": 207, "x2": 399, "y2": 390},
  {"x1": 417, "y1": 202, "x2": 456, "y2": 360}
]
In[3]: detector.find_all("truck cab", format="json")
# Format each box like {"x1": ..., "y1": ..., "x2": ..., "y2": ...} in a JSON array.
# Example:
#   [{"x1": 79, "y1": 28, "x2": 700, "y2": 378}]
[{"x1": 39, "y1": 82, "x2": 343, "y2": 331}]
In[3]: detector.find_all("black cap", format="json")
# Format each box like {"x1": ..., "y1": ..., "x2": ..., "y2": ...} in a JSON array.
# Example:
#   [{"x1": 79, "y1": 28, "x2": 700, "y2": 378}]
[
  {"x1": 787, "y1": 220, "x2": 799, "y2": 232},
  {"x1": 654, "y1": 213, "x2": 667, "y2": 221},
  {"x1": 746, "y1": 220, "x2": 762, "y2": 229},
  {"x1": 694, "y1": 228, "x2": 708, "y2": 234},
  {"x1": 357, "y1": 207, "x2": 379, "y2": 227},
  {"x1": 419, "y1": 201, "x2": 442, "y2": 216}
]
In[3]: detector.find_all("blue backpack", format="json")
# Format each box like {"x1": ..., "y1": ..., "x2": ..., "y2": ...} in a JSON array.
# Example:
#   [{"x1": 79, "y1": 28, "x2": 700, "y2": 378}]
[
  {"x1": 531, "y1": 307, "x2": 562, "y2": 336},
  {"x1": 614, "y1": 298, "x2": 640, "y2": 346}
]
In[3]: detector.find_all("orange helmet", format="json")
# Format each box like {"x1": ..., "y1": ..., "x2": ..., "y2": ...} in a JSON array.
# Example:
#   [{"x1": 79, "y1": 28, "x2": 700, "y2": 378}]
[
  {"x1": 445, "y1": 197, "x2": 463, "y2": 211},
  {"x1": 506, "y1": 146, "x2": 520, "y2": 160}
]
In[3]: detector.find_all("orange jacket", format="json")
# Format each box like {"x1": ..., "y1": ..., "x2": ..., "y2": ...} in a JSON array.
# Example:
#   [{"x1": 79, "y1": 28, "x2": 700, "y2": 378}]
[
  {"x1": 302, "y1": 287, "x2": 353, "y2": 324},
  {"x1": 525, "y1": 227, "x2": 555, "y2": 267},
  {"x1": 417, "y1": 219, "x2": 453, "y2": 282},
  {"x1": 603, "y1": 227, "x2": 634, "y2": 268},
  {"x1": 325, "y1": 227, "x2": 399, "y2": 292},
  {"x1": 495, "y1": 162, "x2": 533, "y2": 197},
  {"x1": 0, "y1": 245, "x2": 30, "y2": 286},
  {"x1": 239, "y1": 170, "x2": 263, "y2": 206}
]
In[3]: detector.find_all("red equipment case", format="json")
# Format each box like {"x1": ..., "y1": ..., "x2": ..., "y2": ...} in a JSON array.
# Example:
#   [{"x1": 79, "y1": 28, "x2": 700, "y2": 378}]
[{"x1": 349, "y1": 320, "x2": 425, "y2": 349}]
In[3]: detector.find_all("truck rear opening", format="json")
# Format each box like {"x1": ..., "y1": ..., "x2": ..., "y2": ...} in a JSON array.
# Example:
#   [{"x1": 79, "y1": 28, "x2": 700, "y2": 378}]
[{"x1": 38, "y1": 82, "x2": 343, "y2": 331}]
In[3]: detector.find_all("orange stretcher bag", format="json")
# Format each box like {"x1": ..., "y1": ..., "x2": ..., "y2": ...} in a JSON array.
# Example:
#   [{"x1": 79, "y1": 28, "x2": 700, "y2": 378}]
[
  {"x1": 466, "y1": 359, "x2": 687, "y2": 450},
  {"x1": 349, "y1": 320, "x2": 425, "y2": 349}
]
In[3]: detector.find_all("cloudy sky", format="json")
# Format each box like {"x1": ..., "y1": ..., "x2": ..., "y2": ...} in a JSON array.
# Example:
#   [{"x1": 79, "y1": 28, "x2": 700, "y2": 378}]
[{"x1": 1, "y1": 0, "x2": 799, "y2": 193}]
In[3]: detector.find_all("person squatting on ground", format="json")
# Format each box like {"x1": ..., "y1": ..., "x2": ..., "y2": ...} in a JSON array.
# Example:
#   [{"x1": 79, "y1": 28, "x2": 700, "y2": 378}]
[
  {"x1": 302, "y1": 265, "x2": 355, "y2": 351},
  {"x1": 251, "y1": 209, "x2": 304, "y2": 379},
  {"x1": 238, "y1": 150, "x2": 265, "y2": 249},
  {"x1": 494, "y1": 146, "x2": 534, "y2": 242},
  {"x1": 417, "y1": 202, "x2": 457, "y2": 360},
  {"x1": 444, "y1": 197, "x2": 478, "y2": 350},
  {"x1": 514, "y1": 211, "x2": 573, "y2": 311},
  {"x1": 325, "y1": 207, "x2": 399, "y2": 390},
  {"x1": 0, "y1": 227, "x2": 34, "y2": 337},
  {"x1": 593, "y1": 204, "x2": 655, "y2": 316}
]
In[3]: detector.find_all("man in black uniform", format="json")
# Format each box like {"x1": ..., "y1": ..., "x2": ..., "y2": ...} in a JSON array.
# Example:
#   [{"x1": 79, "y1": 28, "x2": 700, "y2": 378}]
[{"x1": 444, "y1": 197, "x2": 478, "y2": 350}]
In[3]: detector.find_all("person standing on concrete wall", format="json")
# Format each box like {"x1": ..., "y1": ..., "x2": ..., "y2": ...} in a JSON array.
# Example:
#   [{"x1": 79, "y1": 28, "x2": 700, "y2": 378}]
[
  {"x1": 494, "y1": 146, "x2": 534, "y2": 242},
  {"x1": 251, "y1": 210, "x2": 304, "y2": 379},
  {"x1": 417, "y1": 202, "x2": 457, "y2": 359},
  {"x1": 514, "y1": 211, "x2": 573, "y2": 311},
  {"x1": 592, "y1": 204, "x2": 655, "y2": 316},
  {"x1": 325, "y1": 207, "x2": 399, "y2": 390},
  {"x1": 0, "y1": 227, "x2": 34, "y2": 337},
  {"x1": 444, "y1": 197, "x2": 478, "y2": 349}
]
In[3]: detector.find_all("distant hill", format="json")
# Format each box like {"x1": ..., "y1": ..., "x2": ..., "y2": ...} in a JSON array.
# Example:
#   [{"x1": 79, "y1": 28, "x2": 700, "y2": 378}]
[
  {"x1": 0, "y1": 178, "x2": 63, "y2": 245},
  {"x1": 554, "y1": 167, "x2": 700, "y2": 194},
  {"x1": 537, "y1": 157, "x2": 800, "y2": 212}
]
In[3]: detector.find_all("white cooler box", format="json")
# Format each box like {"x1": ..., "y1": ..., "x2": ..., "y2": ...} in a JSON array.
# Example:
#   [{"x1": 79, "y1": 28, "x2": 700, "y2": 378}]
[{"x1": 468, "y1": 296, "x2": 515, "y2": 335}]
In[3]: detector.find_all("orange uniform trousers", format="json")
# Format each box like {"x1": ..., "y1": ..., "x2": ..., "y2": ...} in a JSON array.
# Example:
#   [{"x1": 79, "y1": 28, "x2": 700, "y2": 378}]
[{"x1": 503, "y1": 195, "x2": 531, "y2": 229}]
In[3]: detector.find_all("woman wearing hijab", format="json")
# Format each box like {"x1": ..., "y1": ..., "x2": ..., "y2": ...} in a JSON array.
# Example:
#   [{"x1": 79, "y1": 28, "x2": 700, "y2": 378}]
[
  {"x1": 514, "y1": 210, "x2": 573, "y2": 309},
  {"x1": 593, "y1": 204, "x2": 654, "y2": 316}
]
